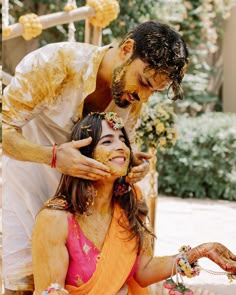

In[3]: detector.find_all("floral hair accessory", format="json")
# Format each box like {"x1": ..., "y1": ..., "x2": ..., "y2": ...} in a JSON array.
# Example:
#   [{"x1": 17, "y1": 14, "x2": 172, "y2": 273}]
[
  {"x1": 113, "y1": 176, "x2": 130, "y2": 197},
  {"x1": 89, "y1": 112, "x2": 124, "y2": 130},
  {"x1": 103, "y1": 112, "x2": 124, "y2": 130}
]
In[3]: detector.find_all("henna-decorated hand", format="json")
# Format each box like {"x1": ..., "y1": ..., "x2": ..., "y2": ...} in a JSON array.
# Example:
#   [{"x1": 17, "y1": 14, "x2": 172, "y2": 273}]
[{"x1": 196, "y1": 242, "x2": 236, "y2": 273}]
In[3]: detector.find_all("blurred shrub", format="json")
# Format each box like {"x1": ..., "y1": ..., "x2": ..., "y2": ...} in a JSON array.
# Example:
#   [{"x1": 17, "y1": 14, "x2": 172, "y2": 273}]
[{"x1": 157, "y1": 113, "x2": 236, "y2": 200}]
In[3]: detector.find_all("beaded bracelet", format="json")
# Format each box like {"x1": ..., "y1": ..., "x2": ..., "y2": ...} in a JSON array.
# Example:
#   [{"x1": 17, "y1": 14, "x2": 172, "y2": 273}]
[
  {"x1": 51, "y1": 142, "x2": 59, "y2": 168},
  {"x1": 42, "y1": 283, "x2": 68, "y2": 295},
  {"x1": 163, "y1": 245, "x2": 198, "y2": 295},
  {"x1": 177, "y1": 245, "x2": 200, "y2": 278}
]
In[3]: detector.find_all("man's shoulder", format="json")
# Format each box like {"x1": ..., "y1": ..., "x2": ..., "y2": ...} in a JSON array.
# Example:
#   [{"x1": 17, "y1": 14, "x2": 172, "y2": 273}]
[
  {"x1": 39, "y1": 41, "x2": 107, "y2": 53},
  {"x1": 34, "y1": 41, "x2": 109, "y2": 61},
  {"x1": 42, "y1": 41, "x2": 95, "y2": 48},
  {"x1": 17, "y1": 42, "x2": 105, "y2": 69}
]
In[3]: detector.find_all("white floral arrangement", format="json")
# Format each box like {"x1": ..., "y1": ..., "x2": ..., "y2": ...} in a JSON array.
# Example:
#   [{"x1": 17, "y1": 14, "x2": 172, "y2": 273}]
[{"x1": 136, "y1": 100, "x2": 178, "y2": 151}]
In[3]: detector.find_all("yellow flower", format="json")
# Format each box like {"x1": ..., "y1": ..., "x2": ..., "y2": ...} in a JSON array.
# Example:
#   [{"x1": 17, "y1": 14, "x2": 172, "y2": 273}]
[
  {"x1": 156, "y1": 122, "x2": 165, "y2": 133},
  {"x1": 170, "y1": 138, "x2": 177, "y2": 146},
  {"x1": 159, "y1": 137, "x2": 167, "y2": 146},
  {"x1": 3, "y1": 27, "x2": 12, "y2": 37},
  {"x1": 159, "y1": 108, "x2": 170, "y2": 120},
  {"x1": 172, "y1": 130, "x2": 178, "y2": 140}
]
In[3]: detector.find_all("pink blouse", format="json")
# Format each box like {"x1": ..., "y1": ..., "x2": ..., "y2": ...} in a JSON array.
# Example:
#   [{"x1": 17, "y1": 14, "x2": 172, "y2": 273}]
[{"x1": 65, "y1": 214, "x2": 139, "y2": 287}]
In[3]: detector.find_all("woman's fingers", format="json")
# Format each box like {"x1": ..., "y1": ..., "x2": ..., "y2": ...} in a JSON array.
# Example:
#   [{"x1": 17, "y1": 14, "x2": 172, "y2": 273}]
[{"x1": 223, "y1": 259, "x2": 236, "y2": 273}]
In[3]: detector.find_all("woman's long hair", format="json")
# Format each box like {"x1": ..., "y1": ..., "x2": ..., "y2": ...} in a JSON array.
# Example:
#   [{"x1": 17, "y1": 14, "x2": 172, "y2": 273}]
[{"x1": 50, "y1": 112, "x2": 153, "y2": 252}]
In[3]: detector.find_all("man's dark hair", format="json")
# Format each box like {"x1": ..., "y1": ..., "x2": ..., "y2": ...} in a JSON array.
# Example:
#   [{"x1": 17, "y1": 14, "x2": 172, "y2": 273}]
[{"x1": 121, "y1": 21, "x2": 189, "y2": 100}]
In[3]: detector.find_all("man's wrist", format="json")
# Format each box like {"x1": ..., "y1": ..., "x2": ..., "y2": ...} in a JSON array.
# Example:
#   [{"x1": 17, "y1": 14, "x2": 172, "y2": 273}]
[{"x1": 51, "y1": 143, "x2": 60, "y2": 168}]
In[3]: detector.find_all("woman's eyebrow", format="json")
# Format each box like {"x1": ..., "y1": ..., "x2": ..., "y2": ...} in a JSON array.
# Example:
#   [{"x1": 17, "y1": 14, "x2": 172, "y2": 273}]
[
  {"x1": 99, "y1": 133, "x2": 125, "y2": 141},
  {"x1": 99, "y1": 134, "x2": 113, "y2": 141}
]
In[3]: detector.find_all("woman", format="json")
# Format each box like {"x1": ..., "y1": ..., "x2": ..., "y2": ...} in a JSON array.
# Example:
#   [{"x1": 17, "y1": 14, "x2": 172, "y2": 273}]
[{"x1": 32, "y1": 112, "x2": 236, "y2": 295}]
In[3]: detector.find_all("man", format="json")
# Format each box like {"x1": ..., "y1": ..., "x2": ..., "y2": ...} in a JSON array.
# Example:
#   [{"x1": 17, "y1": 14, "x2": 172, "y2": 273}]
[{"x1": 2, "y1": 21, "x2": 188, "y2": 294}]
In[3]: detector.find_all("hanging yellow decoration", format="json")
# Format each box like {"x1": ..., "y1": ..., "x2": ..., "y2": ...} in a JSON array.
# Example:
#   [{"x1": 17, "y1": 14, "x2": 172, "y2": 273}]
[
  {"x1": 19, "y1": 13, "x2": 43, "y2": 40},
  {"x1": 64, "y1": 3, "x2": 77, "y2": 12},
  {"x1": 3, "y1": 27, "x2": 12, "y2": 37},
  {"x1": 64, "y1": 0, "x2": 77, "y2": 42},
  {"x1": 86, "y1": 0, "x2": 119, "y2": 28}
]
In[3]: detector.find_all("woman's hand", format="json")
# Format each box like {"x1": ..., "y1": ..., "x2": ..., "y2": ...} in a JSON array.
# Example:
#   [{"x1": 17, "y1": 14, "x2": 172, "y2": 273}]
[
  {"x1": 191, "y1": 242, "x2": 236, "y2": 273},
  {"x1": 126, "y1": 152, "x2": 151, "y2": 184}
]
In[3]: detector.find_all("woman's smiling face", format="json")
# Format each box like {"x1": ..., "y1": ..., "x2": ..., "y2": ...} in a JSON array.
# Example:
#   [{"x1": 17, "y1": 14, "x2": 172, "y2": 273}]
[{"x1": 93, "y1": 120, "x2": 130, "y2": 177}]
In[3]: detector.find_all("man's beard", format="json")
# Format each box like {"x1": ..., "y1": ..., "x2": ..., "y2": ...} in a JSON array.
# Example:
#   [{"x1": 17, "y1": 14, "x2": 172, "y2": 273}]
[{"x1": 111, "y1": 66, "x2": 131, "y2": 108}]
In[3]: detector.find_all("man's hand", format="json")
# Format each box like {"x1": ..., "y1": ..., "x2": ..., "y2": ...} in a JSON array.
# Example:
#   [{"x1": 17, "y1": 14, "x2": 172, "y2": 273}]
[
  {"x1": 56, "y1": 137, "x2": 111, "y2": 180},
  {"x1": 126, "y1": 151, "x2": 151, "y2": 184}
]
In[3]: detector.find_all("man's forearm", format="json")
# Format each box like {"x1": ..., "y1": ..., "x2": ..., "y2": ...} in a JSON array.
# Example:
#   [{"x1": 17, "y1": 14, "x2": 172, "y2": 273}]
[{"x1": 3, "y1": 128, "x2": 52, "y2": 165}]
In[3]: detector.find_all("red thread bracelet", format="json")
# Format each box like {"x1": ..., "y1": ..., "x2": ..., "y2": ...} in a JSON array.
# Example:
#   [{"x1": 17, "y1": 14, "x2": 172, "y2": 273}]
[{"x1": 51, "y1": 142, "x2": 59, "y2": 168}]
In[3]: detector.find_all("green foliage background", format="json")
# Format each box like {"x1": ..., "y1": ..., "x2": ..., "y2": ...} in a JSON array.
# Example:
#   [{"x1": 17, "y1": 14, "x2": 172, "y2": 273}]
[{"x1": 157, "y1": 113, "x2": 236, "y2": 200}]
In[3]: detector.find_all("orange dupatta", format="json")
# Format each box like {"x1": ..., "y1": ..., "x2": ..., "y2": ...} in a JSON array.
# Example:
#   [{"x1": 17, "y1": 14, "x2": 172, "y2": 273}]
[{"x1": 66, "y1": 191, "x2": 149, "y2": 295}]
